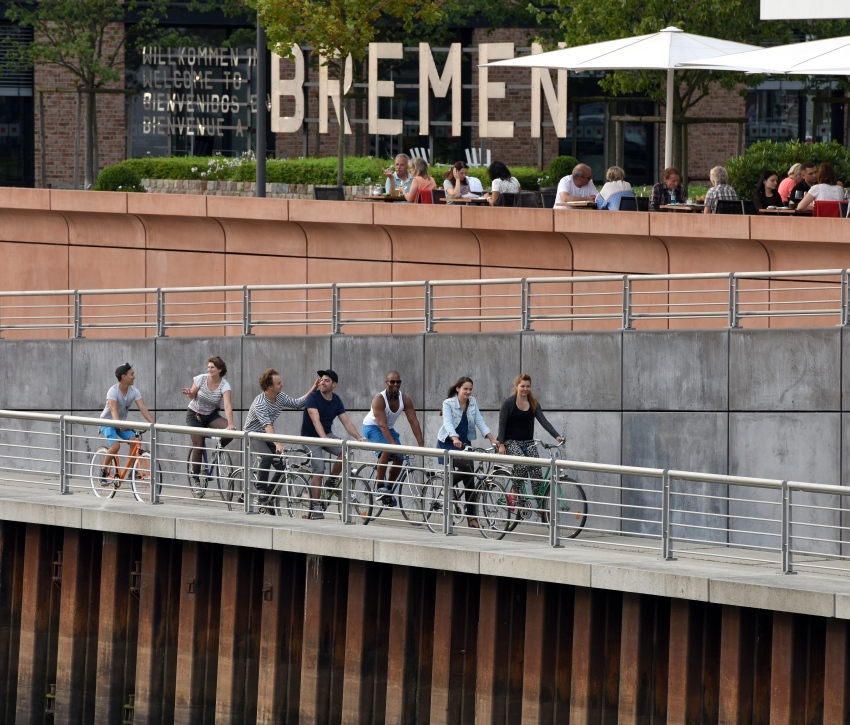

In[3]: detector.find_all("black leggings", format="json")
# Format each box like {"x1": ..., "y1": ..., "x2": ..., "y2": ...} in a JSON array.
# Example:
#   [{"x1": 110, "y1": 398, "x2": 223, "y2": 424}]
[{"x1": 452, "y1": 459, "x2": 477, "y2": 515}]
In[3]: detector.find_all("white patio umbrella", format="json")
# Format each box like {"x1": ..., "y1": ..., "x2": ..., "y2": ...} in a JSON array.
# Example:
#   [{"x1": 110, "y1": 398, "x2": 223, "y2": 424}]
[
  {"x1": 482, "y1": 27, "x2": 761, "y2": 169},
  {"x1": 681, "y1": 34, "x2": 850, "y2": 75}
]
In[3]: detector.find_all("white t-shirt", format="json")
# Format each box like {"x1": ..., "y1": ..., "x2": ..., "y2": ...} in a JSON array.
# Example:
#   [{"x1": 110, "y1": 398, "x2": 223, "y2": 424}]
[
  {"x1": 188, "y1": 373, "x2": 232, "y2": 415},
  {"x1": 555, "y1": 175, "x2": 598, "y2": 209},
  {"x1": 808, "y1": 183, "x2": 845, "y2": 201},
  {"x1": 492, "y1": 177, "x2": 521, "y2": 194},
  {"x1": 599, "y1": 180, "x2": 632, "y2": 200}
]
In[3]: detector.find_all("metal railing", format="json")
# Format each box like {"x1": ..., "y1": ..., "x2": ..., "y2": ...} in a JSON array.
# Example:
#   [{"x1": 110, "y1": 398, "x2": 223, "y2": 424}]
[
  {"x1": 0, "y1": 269, "x2": 846, "y2": 337},
  {"x1": 1, "y1": 408, "x2": 849, "y2": 575}
]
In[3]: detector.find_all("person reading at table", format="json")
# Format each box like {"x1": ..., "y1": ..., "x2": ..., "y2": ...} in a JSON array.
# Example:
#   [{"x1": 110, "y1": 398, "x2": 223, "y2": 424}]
[
  {"x1": 703, "y1": 166, "x2": 739, "y2": 214},
  {"x1": 443, "y1": 161, "x2": 483, "y2": 203},
  {"x1": 752, "y1": 170, "x2": 781, "y2": 211},
  {"x1": 795, "y1": 162, "x2": 845, "y2": 213},
  {"x1": 383, "y1": 154, "x2": 411, "y2": 198},
  {"x1": 487, "y1": 160, "x2": 521, "y2": 206},
  {"x1": 596, "y1": 166, "x2": 634, "y2": 210},
  {"x1": 649, "y1": 167, "x2": 684, "y2": 212},
  {"x1": 778, "y1": 164, "x2": 802, "y2": 204},
  {"x1": 554, "y1": 163, "x2": 597, "y2": 209},
  {"x1": 789, "y1": 161, "x2": 817, "y2": 206}
]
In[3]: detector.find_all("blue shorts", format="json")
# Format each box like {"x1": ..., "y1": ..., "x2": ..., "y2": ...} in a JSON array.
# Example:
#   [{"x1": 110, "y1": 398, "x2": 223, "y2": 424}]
[
  {"x1": 100, "y1": 426, "x2": 137, "y2": 445},
  {"x1": 363, "y1": 425, "x2": 403, "y2": 458}
]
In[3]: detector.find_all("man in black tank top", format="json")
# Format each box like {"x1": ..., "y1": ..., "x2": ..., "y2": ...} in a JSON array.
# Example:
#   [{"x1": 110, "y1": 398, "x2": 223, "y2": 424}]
[{"x1": 361, "y1": 370, "x2": 425, "y2": 495}]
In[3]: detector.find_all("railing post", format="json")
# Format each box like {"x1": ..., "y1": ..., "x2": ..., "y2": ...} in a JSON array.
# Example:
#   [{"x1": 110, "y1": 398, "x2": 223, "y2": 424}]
[
  {"x1": 621, "y1": 276, "x2": 632, "y2": 330},
  {"x1": 331, "y1": 283, "x2": 341, "y2": 334},
  {"x1": 242, "y1": 285, "x2": 253, "y2": 336},
  {"x1": 59, "y1": 416, "x2": 70, "y2": 495},
  {"x1": 73, "y1": 291, "x2": 83, "y2": 338},
  {"x1": 341, "y1": 442, "x2": 353, "y2": 524},
  {"x1": 243, "y1": 433, "x2": 254, "y2": 514},
  {"x1": 841, "y1": 269, "x2": 849, "y2": 327},
  {"x1": 521, "y1": 278, "x2": 532, "y2": 331},
  {"x1": 549, "y1": 453, "x2": 560, "y2": 548},
  {"x1": 424, "y1": 281, "x2": 434, "y2": 333},
  {"x1": 728, "y1": 273, "x2": 739, "y2": 328},
  {"x1": 661, "y1": 470, "x2": 673, "y2": 560},
  {"x1": 156, "y1": 289, "x2": 165, "y2": 337},
  {"x1": 443, "y1": 451, "x2": 454, "y2": 536},
  {"x1": 149, "y1": 426, "x2": 159, "y2": 504},
  {"x1": 781, "y1": 480, "x2": 795, "y2": 574}
]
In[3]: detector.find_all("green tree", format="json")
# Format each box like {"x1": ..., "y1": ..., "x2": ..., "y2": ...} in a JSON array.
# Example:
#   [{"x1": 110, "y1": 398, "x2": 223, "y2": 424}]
[
  {"x1": 5, "y1": 0, "x2": 168, "y2": 187},
  {"x1": 248, "y1": 0, "x2": 448, "y2": 185},
  {"x1": 537, "y1": 0, "x2": 850, "y2": 172}
]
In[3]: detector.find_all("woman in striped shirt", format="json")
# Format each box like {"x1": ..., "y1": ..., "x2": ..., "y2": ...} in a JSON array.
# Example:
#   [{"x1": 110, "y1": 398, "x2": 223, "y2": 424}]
[
  {"x1": 244, "y1": 368, "x2": 319, "y2": 493},
  {"x1": 183, "y1": 356, "x2": 236, "y2": 484}
]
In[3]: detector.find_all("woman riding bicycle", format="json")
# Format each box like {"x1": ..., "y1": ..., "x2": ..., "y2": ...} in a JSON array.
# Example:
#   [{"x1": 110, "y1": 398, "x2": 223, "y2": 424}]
[
  {"x1": 496, "y1": 373, "x2": 564, "y2": 495},
  {"x1": 436, "y1": 376, "x2": 499, "y2": 528},
  {"x1": 182, "y1": 356, "x2": 236, "y2": 487}
]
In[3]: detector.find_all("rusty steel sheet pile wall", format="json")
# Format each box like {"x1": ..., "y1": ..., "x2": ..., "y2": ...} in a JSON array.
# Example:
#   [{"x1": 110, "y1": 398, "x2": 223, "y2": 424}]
[
  {"x1": 1, "y1": 520, "x2": 847, "y2": 724},
  {"x1": 2, "y1": 189, "x2": 850, "y2": 340}
]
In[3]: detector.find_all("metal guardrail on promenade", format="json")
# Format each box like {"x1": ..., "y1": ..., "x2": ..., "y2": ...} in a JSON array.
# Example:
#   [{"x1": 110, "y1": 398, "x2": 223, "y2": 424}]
[
  {"x1": 1, "y1": 408, "x2": 848, "y2": 576},
  {"x1": 0, "y1": 269, "x2": 847, "y2": 337}
]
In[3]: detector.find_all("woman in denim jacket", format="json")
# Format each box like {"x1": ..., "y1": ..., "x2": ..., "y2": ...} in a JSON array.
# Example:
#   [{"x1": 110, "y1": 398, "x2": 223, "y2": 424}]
[{"x1": 436, "y1": 376, "x2": 499, "y2": 528}]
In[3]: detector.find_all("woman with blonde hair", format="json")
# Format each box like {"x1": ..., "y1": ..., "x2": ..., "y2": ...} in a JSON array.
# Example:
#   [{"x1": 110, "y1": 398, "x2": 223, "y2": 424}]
[
  {"x1": 496, "y1": 373, "x2": 563, "y2": 494},
  {"x1": 409, "y1": 157, "x2": 436, "y2": 202},
  {"x1": 778, "y1": 163, "x2": 802, "y2": 204}
]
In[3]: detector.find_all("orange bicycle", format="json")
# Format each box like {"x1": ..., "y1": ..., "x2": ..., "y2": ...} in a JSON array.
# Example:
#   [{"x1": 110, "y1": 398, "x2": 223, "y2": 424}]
[{"x1": 89, "y1": 433, "x2": 159, "y2": 502}]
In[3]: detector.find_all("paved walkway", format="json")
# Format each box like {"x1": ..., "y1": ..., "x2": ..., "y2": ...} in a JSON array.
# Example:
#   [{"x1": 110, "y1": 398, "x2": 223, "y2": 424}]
[{"x1": 2, "y1": 478, "x2": 850, "y2": 619}]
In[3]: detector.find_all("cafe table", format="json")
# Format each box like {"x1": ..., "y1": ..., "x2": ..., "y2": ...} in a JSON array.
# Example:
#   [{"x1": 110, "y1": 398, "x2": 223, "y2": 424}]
[
  {"x1": 554, "y1": 200, "x2": 597, "y2": 208},
  {"x1": 659, "y1": 203, "x2": 706, "y2": 212},
  {"x1": 353, "y1": 194, "x2": 408, "y2": 202},
  {"x1": 758, "y1": 207, "x2": 812, "y2": 216},
  {"x1": 439, "y1": 196, "x2": 490, "y2": 204}
]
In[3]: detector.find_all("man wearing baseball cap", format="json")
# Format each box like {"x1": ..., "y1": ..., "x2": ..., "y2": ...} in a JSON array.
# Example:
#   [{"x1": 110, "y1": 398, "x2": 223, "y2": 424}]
[{"x1": 301, "y1": 369, "x2": 365, "y2": 519}]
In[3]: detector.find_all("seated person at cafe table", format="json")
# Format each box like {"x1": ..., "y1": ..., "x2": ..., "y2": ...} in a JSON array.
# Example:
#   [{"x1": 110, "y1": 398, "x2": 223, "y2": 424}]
[
  {"x1": 703, "y1": 166, "x2": 739, "y2": 214},
  {"x1": 789, "y1": 161, "x2": 818, "y2": 205},
  {"x1": 554, "y1": 163, "x2": 597, "y2": 209},
  {"x1": 487, "y1": 160, "x2": 521, "y2": 206},
  {"x1": 596, "y1": 166, "x2": 634, "y2": 210},
  {"x1": 778, "y1": 163, "x2": 802, "y2": 204},
  {"x1": 443, "y1": 161, "x2": 479, "y2": 203},
  {"x1": 394, "y1": 157, "x2": 436, "y2": 203},
  {"x1": 383, "y1": 154, "x2": 412, "y2": 197},
  {"x1": 752, "y1": 170, "x2": 781, "y2": 211},
  {"x1": 649, "y1": 167, "x2": 684, "y2": 211},
  {"x1": 794, "y1": 162, "x2": 845, "y2": 213}
]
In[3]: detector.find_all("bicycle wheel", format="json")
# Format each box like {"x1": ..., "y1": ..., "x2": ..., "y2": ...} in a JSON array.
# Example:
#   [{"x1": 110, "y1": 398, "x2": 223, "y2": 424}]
[
  {"x1": 397, "y1": 471, "x2": 425, "y2": 526},
  {"x1": 185, "y1": 448, "x2": 208, "y2": 498},
  {"x1": 130, "y1": 452, "x2": 161, "y2": 503},
  {"x1": 422, "y1": 474, "x2": 464, "y2": 534},
  {"x1": 554, "y1": 476, "x2": 588, "y2": 538},
  {"x1": 211, "y1": 449, "x2": 233, "y2": 491},
  {"x1": 477, "y1": 478, "x2": 512, "y2": 540},
  {"x1": 220, "y1": 468, "x2": 242, "y2": 511},
  {"x1": 347, "y1": 463, "x2": 374, "y2": 522},
  {"x1": 90, "y1": 447, "x2": 118, "y2": 499},
  {"x1": 285, "y1": 471, "x2": 313, "y2": 518},
  {"x1": 490, "y1": 469, "x2": 521, "y2": 532}
]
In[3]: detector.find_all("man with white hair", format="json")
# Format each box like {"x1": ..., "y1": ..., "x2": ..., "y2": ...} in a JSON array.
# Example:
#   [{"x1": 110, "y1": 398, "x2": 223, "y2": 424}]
[
  {"x1": 383, "y1": 154, "x2": 412, "y2": 196},
  {"x1": 703, "y1": 166, "x2": 739, "y2": 214},
  {"x1": 554, "y1": 163, "x2": 597, "y2": 209}
]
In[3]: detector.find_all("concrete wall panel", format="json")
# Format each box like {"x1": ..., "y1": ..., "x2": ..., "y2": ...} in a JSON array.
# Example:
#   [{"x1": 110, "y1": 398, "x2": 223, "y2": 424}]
[
  {"x1": 219, "y1": 219, "x2": 306, "y2": 257},
  {"x1": 206, "y1": 195, "x2": 288, "y2": 221},
  {"x1": 374, "y1": 203, "x2": 461, "y2": 229},
  {"x1": 0, "y1": 210, "x2": 69, "y2": 245},
  {"x1": 730, "y1": 329, "x2": 841, "y2": 411},
  {"x1": 155, "y1": 337, "x2": 243, "y2": 411},
  {"x1": 729, "y1": 412, "x2": 841, "y2": 554},
  {"x1": 521, "y1": 332, "x2": 621, "y2": 411},
  {"x1": 567, "y1": 234, "x2": 666, "y2": 275},
  {"x1": 0, "y1": 341, "x2": 72, "y2": 410},
  {"x1": 0, "y1": 242, "x2": 69, "y2": 292},
  {"x1": 64, "y1": 212, "x2": 145, "y2": 249},
  {"x1": 241, "y1": 336, "x2": 331, "y2": 409},
  {"x1": 623, "y1": 330, "x2": 728, "y2": 411},
  {"x1": 474, "y1": 231, "x2": 570, "y2": 271},
  {"x1": 301, "y1": 222, "x2": 391, "y2": 263},
  {"x1": 71, "y1": 339, "x2": 156, "y2": 412},
  {"x1": 138, "y1": 215, "x2": 225, "y2": 253},
  {"x1": 383, "y1": 226, "x2": 478, "y2": 266},
  {"x1": 0, "y1": 415, "x2": 62, "y2": 475},
  {"x1": 330, "y1": 335, "x2": 424, "y2": 411},
  {"x1": 424, "y1": 333, "x2": 521, "y2": 410},
  {"x1": 622, "y1": 412, "x2": 729, "y2": 541}
]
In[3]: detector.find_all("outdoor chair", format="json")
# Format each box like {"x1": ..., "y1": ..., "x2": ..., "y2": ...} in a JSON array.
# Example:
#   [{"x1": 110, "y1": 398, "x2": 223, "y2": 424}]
[
  {"x1": 715, "y1": 199, "x2": 743, "y2": 215},
  {"x1": 813, "y1": 200, "x2": 841, "y2": 218},
  {"x1": 419, "y1": 189, "x2": 433, "y2": 204},
  {"x1": 520, "y1": 192, "x2": 539, "y2": 208},
  {"x1": 841, "y1": 201, "x2": 849, "y2": 218},
  {"x1": 432, "y1": 189, "x2": 447, "y2": 204},
  {"x1": 541, "y1": 191, "x2": 557, "y2": 208},
  {"x1": 742, "y1": 200, "x2": 757, "y2": 215},
  {"x1": 636, "y1": 196, "x2": 650, "y2": 212},
  {"x1": 618, "y1": 196, "x2": 638, "y2": 212},
  {"x1": 314, "y1": 186, "x2": 345, "y2": 201},
  {"x1": 493, "y1": 192, "x2": 520, "y2": 207}
]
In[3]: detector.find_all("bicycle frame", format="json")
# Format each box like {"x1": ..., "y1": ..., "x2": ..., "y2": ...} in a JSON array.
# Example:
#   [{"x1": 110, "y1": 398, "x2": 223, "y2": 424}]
[{"x1": 105, "y1": 440, "x2": 143, "y2": 484}]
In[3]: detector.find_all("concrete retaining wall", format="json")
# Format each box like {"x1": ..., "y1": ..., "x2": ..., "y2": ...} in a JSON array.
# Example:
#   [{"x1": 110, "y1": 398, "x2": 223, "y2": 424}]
[{"x1": 1, "y1": 328, "x2": 847, "y2": 544}]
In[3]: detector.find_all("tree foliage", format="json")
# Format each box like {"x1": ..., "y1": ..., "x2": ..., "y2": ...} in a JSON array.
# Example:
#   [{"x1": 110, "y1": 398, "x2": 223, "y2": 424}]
[{"x1": 5, "y1": 0, "x2": 168, "y2": 187}]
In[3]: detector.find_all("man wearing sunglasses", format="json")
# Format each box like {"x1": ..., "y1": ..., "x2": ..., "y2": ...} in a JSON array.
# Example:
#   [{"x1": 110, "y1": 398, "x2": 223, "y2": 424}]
[
  {"x1": 362, "y1": 371, "x2": 425, "y2": 498},
  {"x1": 554, "y1": 163, "x2": 597, "y2": 209}
]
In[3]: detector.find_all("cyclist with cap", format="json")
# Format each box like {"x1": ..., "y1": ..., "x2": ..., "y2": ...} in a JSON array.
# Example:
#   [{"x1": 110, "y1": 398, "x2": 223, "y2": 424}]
[
  {"x1": 362, "y1": 370, "x2": 425, "y2": 501},
  {"x1": 301, "y1": 369, "x2": 365, "y2": 519},
  {"x1": 98, "y1": 362, "x2": 155, "y2": 480}
]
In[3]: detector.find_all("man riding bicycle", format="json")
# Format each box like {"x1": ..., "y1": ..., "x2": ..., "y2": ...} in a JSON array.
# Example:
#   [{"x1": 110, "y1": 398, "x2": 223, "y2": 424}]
[
  {"x1": 98, "y1": 362, "x2": 155, "y2": 481},
  {"x1": 361, "y1": 370, "x2": 425, "y2": 500}
]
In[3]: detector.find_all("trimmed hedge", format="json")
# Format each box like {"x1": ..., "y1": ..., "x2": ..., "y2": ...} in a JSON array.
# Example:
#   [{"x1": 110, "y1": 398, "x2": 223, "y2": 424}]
[
  {"x1": 726, "y1": 140, "x2": 850, "y2": 201},
  {"x1": 104, "y1": 155, "x2": 554, "y2": 191},
  {"x1": 93, "y1": 164, "x2": 146, "y2": 192}
]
